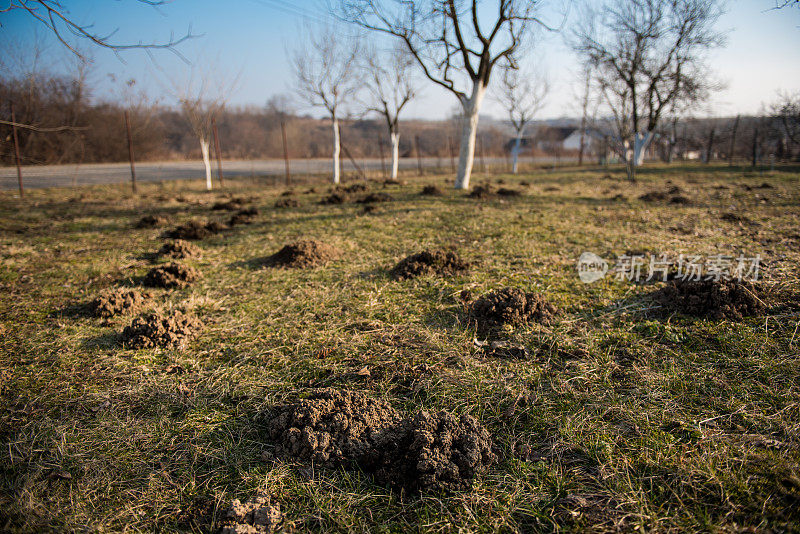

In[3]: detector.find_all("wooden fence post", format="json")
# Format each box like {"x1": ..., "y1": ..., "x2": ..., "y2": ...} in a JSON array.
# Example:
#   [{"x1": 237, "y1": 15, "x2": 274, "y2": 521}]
[
  {"x1": 212, "y1": 115, "x2": 225, "y2": 188},
  {"x1": 281, "y1": 120, "x2": 291, "y2": 186},
  {"x1": 124, "y1": 110, "x2": 137, "y2": 194}
]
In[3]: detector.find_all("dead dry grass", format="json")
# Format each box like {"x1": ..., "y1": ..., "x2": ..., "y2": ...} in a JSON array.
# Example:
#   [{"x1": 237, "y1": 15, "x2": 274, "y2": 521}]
[{"x1": 1, "y1": 163, "x2": 799, "y2": 532}]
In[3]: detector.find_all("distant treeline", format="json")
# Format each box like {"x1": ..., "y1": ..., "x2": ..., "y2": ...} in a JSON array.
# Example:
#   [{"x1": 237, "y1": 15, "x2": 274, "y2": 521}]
[{"x1": 1, "y1": 71, "x2": 796, "y2": 166}]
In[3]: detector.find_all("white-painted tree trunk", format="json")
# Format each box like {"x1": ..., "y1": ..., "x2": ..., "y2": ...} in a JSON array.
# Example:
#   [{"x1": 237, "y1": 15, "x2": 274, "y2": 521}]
[
  {"x1": 511, "y1": 134, "x2": 522, "y2": 174},
  {"x1": 454, "y1": 81, "x2": 487, "y2": 190},
  {"x1": 390, "y1": 131, "x2": 400, "y2": 181},
  {"x1": 633, "y1": 131, "x2": 655, "y2": 166},
  {"x1": 332, "y1": 115, "x2": 341, "y2": 185},
  {"x1": 200, "y1": 137, "x2": 212, "y2": 190}
]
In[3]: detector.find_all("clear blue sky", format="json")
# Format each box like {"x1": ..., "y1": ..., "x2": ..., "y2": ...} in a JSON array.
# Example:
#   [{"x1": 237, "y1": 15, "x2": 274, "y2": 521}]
[{"x1": 1, "y1": 0, "x2": 799, "y2": 120}]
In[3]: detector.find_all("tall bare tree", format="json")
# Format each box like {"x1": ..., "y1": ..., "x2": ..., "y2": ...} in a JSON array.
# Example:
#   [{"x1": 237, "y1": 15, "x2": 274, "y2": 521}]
[
  {"x1": 338, "y1": 0, "x2": 548, "y2": 189},
  {"x1": 361, "y1": 45, "x2": 417, "y2": 181},
  {"x1": 293, "y1": 27, "x2": 359, "y2": 185},
  {"x1": 496, "y1": 61, "x2": 548, "y2": 173},
  {"x1": 573, "y1": 0, "x2": 726, "y2": 179},
  {"x1": 771, "y1": 91, "x2": 800, "y2": 159},
  {"x1": 168, "y1": 66, "x2": 236, "y2": 191}
]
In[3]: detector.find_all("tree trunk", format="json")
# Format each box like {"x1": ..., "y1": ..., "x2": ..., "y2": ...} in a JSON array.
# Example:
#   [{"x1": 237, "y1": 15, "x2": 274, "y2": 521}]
[
  {"x1": 511, "y1": 134, "x2": 522, "y2": 174},
  {"x1": 633, "y1": 131, "x2": 654, "y2": 167},
  {"x1": 332, "y1": 114, "x2": 341, "y2": 184},
  {"x1": 454, "y1": 81, "x2": 487, "y2": 190},
  {"x1": 390, "y1": 130, "x2": 400, "y2": 181},
  {"x1": 200, "y1": 137, "x2": 212, "y2": 190}
]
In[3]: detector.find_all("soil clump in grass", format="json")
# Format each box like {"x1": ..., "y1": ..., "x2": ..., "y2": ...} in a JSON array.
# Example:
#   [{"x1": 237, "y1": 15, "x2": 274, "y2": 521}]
[
  {"x1": 91, "y1": 288, "x2": 147, "y2": 318},
  {"x1": 158, "y1": 240, "x2": 200, "y2": 259},
  {"x1": 262, "y1": 240, "x2": 340, "y2": 269},
  {"x1": 468, "y1": 185, "x2": 494, "y2": 199},
  {"x1": 420, "y1": 185, "x2": 443, "y2": 196},
  {"x1": 343, "y1": 183, "x2": 368, "y2": 194},
  {"x1": 219, "y1": 494, "x2": 283, "y2": 534},
  {"x1": 229, "y1": 208, "x2": 259, "y2": 226},
  {"x1": 162, "y1": 220, "x2": 224, "y2": 240},
  {"x1": 469, "y1": 287, "x2": 557, "y2": 329},
  {"x1": 391, "y1": 250, "x2": 468, "y2": 280},
  {"x1": 651, "y1": 279, "x2": 766, "y2": 320},
  {"x1": 268, "y1": 389, "x2": 496, "y2": 492},
  {"x1": 212, "y1": 200, "x2": 243, "y2": 211},
  {"x1": 319, "y1": 193, "x2": 346, "y2": 205},
  {"x1": 356, "y1": 192, "x2": 393, "y2": 204},
  {"x1": 143, "y1": 262, "x2": 200, "y2": 288},
  {"x1": 497, "y1": 187, "x2": 523, "y2": 197},
  {"x1": 274, "y1": 198, "x2": 300, "y2": 209},
  {"x1": 120, "y1": 311, "x2": 201, "y2": 349},
  {"x1": 135, "y1": 214, "x2": 168, "y2": 228}
]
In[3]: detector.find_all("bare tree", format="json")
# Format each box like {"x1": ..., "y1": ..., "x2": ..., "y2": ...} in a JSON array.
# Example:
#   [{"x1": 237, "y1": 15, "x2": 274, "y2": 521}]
[
  {"x1": 496, "y1": 62, "x2": 548, "y2": 173},
  {"x1": 361, "y1": 45, "x2": 417, "y2": 181},
  {"x1": 168, "y1": 66, "x2": 236, "y2": 190},
  {"x1": 338, "y1": 0, "x2": 548, "y2": 189},
  {"x1": 771, "y1": 91, "x2": 800, "y2": 159},
  {"x1": 293, "y1": 27, "x2": 359, "y2": 185},
  {"x1": 1, "y1": 0, "x2": 194, "y2": 59},
  {"x1": 573, "y1": 0, "x2": 726, "y2": 179}
]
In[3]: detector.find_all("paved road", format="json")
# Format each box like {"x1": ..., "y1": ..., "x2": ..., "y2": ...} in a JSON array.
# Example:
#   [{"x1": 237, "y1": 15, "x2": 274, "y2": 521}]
[{"x1": 0, "y1": 156, "x2": 564, "y2": 191}]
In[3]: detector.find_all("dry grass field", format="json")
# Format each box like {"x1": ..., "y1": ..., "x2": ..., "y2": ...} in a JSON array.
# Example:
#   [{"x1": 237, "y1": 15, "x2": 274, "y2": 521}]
[{"x1": 1, "y1": 163, "x2": 799, "y2": 532}]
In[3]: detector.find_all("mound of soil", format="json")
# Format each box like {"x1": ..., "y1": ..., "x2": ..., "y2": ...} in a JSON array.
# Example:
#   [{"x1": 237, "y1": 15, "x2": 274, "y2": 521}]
[
  {"x1": 135, "y1": 214, "x2": 168, "y2": 228},
  {"x1": 356, "y1": 192, "x2": 393, "y2": 204},
  {"x1": 420, "y1": 185, "x2": 444, "y2": 196},
  {"x1": 275, "y1": 198, "x2": 300, "y2": 208},
  {"x1": 91, "y1": 288, "x2": 147, "y2": 318},
  {"x1": 470, "y1": 287, "x2": 558, "y2": 329},
  {"x1": 669, "y1": 195, "x2": 691, "y2": 205},
  {"x1": 120, "y1": 311, "x2": 202, "y2": 349},
  {"x1": 268, "y1": 389, "x2": 496, "y2": 492},
  {"x1": 319, "y1": 193, "x2": 346, "y2": 205},
  {"x1": 143, "y1": 262, "x2": 200, "y2": 288},
  {"x1": 212, "y1": 200, "x2": 242, "y2": 211},
  {"x1": 721, "y1": 212, "x2": 755, "y2": 225},
  {"x1": 497, "y1": 188, "x2": 522, "y2": 197},
  {"x1": 262, "y1": 240, "x2": 341, "y2": 269},
  {"x1": 162, "y1": 220, "x2": 224, "y2": 240},
  {"x1": 229, "y1": 208, "x2": 259, "y2": 226},
  {"x1": 269, "y1": 389, "x2": 402, "y2": 464},
  {"x1": 343, "y1": 183, "x2": 368, "y2": 194},
  {"x1": 638, "y1": 191, "x2": 668, "y2": 202},
  {"x1": 650, "y1": 279, "x2": 765, "y2": 320},
  {"x1": 468, "y1": 185, "x2": 494, "y2": 199},
  {"x1": 219, "y1": 494, "x2": 282, "y2": 534},
  {"x1": 391, "y1": 250, "x2": 468, "y2": 280},
  {"x1": 158, "y1": 240, "x2": 200, "y2": 259},
  {"x1": 371, "y1": 410, "x2": 497, "y2": 492}
]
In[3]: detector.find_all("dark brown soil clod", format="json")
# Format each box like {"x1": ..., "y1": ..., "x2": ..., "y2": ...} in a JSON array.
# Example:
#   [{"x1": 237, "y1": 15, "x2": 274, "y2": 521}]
[
  {"x1": 470, "y1": 287, "x2": 558, "y2": 329},
  {"x1": 468, "y1": 185, "x2": 494, "y2": 199},
  {"x1": 91, "y1": 288, "x2": 147, "y2": 318},
  {"x1": 420, "y1": 185, "x2": 444, "y2": 196},
  {"x1": 158, "y1": 240, "x2": 201, "y2": 259},
  {"x1": 275, "y1": 198, "x2": 300, "y2": 209},
  {"x1": 120, "y1": 311, "x2": 202, "y2": 349},
  {"x1": 391, "y1": 250, "x2": 468, "y2": 280},
  {"x1": 343, "y1": 183, "x2": 368, "y2": 194},
  {"x1": 268, "y1": 389, "x2": 496, "y2": 493},
  {"x1": 357, "y1": 192, "x2": 393, "y2": 204},
  {"x1": 319, "y1": 193, "x2": 346, "y2": 205},
  {"x1": 162, "y1": 220, "x2": 224, "y2": 240},
  {"x1": 143, "y1": 262, "x2": 200, "y2": 288},
  {"x1": 229, "y1": 208, "x2": 259, "y2": 226},
  {"x1": 135, "y1": 214, "x2": 168, "y2": 228},
  {"x1": 650, "y1": 279, "x2": 766, "y2": 320},
  {"x1": 212, "y1": 200, "x2": 243, "y2": 211},
  {"x1": 219, "y1": 494, "x2": 283, "y2": 534},
  {"x1": 262, "y1": 240, "x2": 341, "y2": 269},
  {"x1": 497, "y1": 188, "x2": 522, "y2": 197}
]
